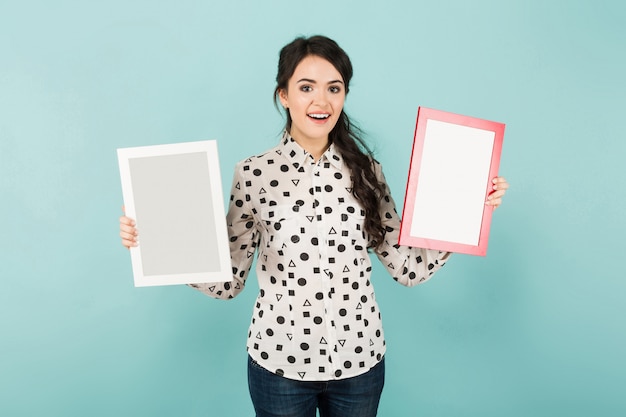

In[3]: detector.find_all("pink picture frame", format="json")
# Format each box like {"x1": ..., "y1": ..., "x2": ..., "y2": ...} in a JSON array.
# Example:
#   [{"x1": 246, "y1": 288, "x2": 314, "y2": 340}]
[{"x1": 399, "y1": 107, "x2": 505, "y2": 256}]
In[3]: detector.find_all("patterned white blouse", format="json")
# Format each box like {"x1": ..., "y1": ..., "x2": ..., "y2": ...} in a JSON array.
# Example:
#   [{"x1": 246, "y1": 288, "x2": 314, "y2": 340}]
[{"x1": 191, "y1": 131, "x2": 450, "y2": 381}]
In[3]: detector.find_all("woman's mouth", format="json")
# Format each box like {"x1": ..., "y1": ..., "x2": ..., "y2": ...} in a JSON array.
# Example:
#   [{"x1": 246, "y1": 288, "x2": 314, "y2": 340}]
[{"x1": 307, "y1": 113, "x2": 331, "y2": 123}]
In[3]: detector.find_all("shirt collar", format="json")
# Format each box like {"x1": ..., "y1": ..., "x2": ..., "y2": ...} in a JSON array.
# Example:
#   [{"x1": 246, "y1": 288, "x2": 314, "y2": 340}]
[{"x1": 279, "y1": 130, "x2": 344, "y2": 170}]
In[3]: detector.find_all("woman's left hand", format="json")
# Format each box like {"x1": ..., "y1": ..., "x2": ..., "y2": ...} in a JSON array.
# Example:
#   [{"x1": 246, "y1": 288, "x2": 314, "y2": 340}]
[{"x1": 486, "y1": 177, "x2": 509, "y2": 209}]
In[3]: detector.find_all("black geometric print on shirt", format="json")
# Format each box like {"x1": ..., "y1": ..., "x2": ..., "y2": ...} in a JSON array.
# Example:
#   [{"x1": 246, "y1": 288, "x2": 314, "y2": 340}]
[{"x1": 208, "y1": 132, "x2": 448, "y2": 382}]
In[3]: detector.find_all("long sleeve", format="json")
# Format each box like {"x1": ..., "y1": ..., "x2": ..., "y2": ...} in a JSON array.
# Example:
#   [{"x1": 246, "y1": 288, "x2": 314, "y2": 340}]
[
  {"x1": 190, "y1": 161, "x2": 260, "y2": 299},
  {"x1": 372, "y1": 161, "x2": 451, "y2": 286}
]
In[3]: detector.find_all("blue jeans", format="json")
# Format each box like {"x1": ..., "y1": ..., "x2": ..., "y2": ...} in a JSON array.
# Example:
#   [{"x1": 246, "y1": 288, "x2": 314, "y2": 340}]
[{"x1": 248, "y1": 355, "x2": 385, "y2": 417}]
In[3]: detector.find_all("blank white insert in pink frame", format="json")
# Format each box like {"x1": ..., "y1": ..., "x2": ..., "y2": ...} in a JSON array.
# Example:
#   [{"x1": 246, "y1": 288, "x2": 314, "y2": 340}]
[{"x1": 409, "y1": 119, "x2": 495, "y2": 246}]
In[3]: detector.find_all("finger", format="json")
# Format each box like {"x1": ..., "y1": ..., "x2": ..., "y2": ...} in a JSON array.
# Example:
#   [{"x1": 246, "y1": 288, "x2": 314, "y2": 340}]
[
  {"x1": 120, "y1": 230, "x2": 138, "y2": 241},
  {"x1": 488, "y1": 190, "x2": 507, "y2": 200},
  {"x1": 486, "y1": 197, "x2": 502, "y2": 207},
  {"x1": 119, "y1": 215, "x2": 136, "y2": 226},
  {"x1": 492, "y1": 177, "x2": 509, "y2": 191},
  {"x1": 120, "y1": 224, "x2": 137, "y2": 235},
  {"x1": 121, "y1": 238, "x2": 137, "y2": 248},
  {"x1": 120, "y1": 232, "x2": 138, "y2": 248},
  {"x1": 122, "y1": 240, "x2": 138, "y2": 249},
  {"x1": 485, "y1": 189, "x2": 505, "y2": 205}
]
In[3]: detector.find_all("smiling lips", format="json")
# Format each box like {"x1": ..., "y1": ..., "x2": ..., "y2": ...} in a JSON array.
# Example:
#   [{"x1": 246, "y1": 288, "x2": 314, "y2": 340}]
[{"x1": 307, "y1": 113, "x2": 330, "y2": 123}]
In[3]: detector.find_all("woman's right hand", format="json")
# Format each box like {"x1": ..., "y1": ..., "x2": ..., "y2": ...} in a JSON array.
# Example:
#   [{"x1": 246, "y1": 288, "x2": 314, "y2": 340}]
[{"x1": 120, "y1": 208, "x2": 138, "y2": 249}]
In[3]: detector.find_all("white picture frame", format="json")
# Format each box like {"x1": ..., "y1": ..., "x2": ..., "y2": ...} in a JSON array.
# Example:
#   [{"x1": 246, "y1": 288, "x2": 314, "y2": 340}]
[{"x1": 117, "y1": 140, "x2": 232, "y2": 286}]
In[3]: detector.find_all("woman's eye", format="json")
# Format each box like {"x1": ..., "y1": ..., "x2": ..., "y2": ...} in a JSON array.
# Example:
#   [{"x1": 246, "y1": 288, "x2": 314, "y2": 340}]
[
  {"x1": 329, "y1": 86, "x2": 341, "y2": 93},
  {"x1": 300, "y1": 85, "x2": 312, "y2": 92}
]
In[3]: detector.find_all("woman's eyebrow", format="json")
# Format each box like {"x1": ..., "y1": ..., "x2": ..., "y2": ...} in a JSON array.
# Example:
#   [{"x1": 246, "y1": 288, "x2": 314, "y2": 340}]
[{"x1": 296, "y1": 78, "x2": 344, "y2": 85}]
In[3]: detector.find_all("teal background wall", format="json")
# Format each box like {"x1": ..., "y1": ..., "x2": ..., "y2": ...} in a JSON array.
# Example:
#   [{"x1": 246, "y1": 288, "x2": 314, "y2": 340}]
[{"x1": 1, "y1": 0, "x2": 624, "y2": 416}]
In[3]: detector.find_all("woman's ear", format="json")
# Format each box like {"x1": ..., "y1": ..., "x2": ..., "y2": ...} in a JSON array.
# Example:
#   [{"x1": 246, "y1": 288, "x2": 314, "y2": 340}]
[{"x1": 278, "y1": 88, "x2": 288, "y2": 109}]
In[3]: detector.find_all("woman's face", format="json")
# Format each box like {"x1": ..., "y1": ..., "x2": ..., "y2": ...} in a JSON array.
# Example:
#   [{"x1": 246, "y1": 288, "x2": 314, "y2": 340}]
[{"x1": 278, "y1": 55, "x2": 346, "y2": 147}]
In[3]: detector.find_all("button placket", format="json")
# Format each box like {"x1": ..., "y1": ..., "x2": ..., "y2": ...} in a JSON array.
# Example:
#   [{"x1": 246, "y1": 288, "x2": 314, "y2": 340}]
[{"x1": 310, "y1": 159, "x2": 341, "y2": 375}]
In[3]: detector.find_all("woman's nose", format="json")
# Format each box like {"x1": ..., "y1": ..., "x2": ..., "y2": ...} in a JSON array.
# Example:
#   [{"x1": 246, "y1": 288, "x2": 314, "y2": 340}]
[{"x1": 312, "y1": 90, "x2": 329, "y2": 105}]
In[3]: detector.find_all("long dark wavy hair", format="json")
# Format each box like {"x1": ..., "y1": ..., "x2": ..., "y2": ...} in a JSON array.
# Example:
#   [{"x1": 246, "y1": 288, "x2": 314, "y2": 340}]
[{"x1": 273, "y1": 35, "x2": 387, "y2": 249}]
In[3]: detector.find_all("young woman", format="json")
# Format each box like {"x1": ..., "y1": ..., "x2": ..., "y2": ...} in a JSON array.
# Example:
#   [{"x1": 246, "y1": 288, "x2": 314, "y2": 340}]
[{"x1": 120, "y1": 35, "x2": 509, "y2": 417}]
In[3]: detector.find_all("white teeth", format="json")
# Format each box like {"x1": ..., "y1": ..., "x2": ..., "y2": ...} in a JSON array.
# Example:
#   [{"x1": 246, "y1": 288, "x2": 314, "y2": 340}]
[{"x1": 308, "y1": 113, "x2": 330, "y2": 119}]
